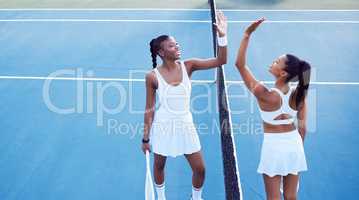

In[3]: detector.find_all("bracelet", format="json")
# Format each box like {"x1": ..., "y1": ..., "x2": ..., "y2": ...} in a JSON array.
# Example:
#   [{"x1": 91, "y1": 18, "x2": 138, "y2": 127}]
[
  {"x1": 142, "y1": 138, "x2": 150, "y2": 143},
  {"x1": 217, "y1": 36, "x2": 227, "y2": 47}
]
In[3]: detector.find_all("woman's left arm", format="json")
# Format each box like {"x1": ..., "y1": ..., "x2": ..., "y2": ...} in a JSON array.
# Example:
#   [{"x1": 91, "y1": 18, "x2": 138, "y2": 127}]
[
  {"x1": 297, "y1": 100, "x2": 307, "y2": 142},
  {"x1": 184, "y1": 10, "x2": 227, "y2": 75}
]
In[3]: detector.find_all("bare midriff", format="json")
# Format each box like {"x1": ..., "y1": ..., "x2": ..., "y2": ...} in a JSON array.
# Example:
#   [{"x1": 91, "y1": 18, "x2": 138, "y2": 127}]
[{"x1": 263, "y1": 122, "x2": 296, "y2": 133}]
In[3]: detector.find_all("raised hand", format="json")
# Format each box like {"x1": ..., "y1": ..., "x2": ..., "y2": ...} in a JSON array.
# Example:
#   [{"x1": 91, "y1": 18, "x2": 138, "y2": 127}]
[
  {"x1": 245, "y1": 18, "x2": 265, "y2": 37},
  {"x1": 213, "y1": 10, "x2": 227, "y2": 37}
]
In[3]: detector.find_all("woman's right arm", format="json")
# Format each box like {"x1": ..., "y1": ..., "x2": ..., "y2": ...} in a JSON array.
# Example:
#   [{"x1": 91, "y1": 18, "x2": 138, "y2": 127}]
[
  {"x1": 297, "y1": 100, "x2": 307, "y2": 142},
  {"x1": 142, "y1": 72, "x2": 157, "y2": 153},
  {"x1": 235, "y1": 18, "x2": 268, "y2": 99}
]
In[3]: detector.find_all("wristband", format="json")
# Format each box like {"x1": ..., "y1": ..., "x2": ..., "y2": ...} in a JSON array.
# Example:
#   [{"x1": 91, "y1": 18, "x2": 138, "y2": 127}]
[{"x1": 217, "y1": 36, "x2": 227, "y2": 47}]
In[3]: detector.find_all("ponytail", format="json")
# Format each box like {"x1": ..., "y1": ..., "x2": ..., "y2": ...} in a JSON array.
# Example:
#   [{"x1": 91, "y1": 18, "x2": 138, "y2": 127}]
[
  {"x1": 295, "y1": 60, "x2": 310, "y2": 108},
  {"x1": 150, "y1": 39, "x2": 157, "y2": 68},
  {"x1": 285, "y1": 54, "x2": 311, "y2": 108},
  {"x1": 149, "y1": 35, "x2": 170, "y2": 69}
]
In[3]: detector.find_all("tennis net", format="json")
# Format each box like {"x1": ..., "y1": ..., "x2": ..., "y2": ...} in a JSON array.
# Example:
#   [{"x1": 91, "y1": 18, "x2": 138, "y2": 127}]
[{"x1": 208, "y1": 1, "x2": 243, "y2": 199}]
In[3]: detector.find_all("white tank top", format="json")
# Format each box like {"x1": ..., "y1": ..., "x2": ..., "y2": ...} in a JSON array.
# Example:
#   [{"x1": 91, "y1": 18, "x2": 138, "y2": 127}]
[
  {"x1": 153, "y1": 61, "x2": 191, "y2": 117},
  {"x1": 259, "y1": 87, "x2": 298, "y2": 125}
]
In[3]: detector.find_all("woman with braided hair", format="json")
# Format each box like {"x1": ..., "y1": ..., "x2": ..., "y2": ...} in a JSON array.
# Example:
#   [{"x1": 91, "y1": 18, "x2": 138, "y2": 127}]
[
  {"x1": 141, "y1": 11, "x2": 227, "y2": 200},
  {"x1": 235, "y1": 18, "x2": 311, "y2": 200}
]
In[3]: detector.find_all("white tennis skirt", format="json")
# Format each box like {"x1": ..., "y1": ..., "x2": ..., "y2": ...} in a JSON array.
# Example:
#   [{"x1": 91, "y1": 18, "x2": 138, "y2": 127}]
[
  {"x1": 150, "y1": 113, "x2": 201, "y2": 157},
  {"x1": 257, "y1": 129, "x2": 307, "y2": 177}
]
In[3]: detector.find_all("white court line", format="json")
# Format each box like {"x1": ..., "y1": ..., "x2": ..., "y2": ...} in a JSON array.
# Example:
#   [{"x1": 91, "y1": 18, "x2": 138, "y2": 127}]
[
  {"x1": 0, "y1": 75, "x2": 214, "y2": 84},
  {"x1": 0, "y1": 19, "x2": 209, "y2": 23},
  {"x1": 0, "y1": 8, "x2": 359, "y2": 12},
  {"x1": 0, "y1": 19, "x2": 358, "y2": 23},
  {"x1": 0, "y1": 75, "x2": 358, "y2": 85},
  {"x1": 226, "y1": 80, "x2": 359, "y2": 85},
  {"x1": 229, "y1": 20, "x2": 359, "y2": 24}
]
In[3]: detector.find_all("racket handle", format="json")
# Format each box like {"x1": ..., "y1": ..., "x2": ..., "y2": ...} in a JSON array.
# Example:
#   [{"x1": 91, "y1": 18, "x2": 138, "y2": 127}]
[{"x1": 146, "y1": 151, "x2": 151, "y2": 169}]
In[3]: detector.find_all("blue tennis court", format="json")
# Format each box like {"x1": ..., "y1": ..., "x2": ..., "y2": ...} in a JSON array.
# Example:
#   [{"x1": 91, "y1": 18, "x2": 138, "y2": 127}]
[{"x1": 0, "y1": 8, "x2": 358, "y2": 199}]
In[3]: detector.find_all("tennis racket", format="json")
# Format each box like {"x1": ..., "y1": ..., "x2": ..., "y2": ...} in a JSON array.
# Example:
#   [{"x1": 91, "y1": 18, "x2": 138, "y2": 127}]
[{"x1": 145, "y1": 151, "x2": 155, "y2": 200}]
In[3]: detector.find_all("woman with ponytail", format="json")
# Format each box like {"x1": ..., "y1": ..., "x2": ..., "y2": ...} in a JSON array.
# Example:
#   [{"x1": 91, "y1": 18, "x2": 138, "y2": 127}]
[
  {"x1": 142, "y1": 11, "x2": 227, "y2": 200},
  {"x1": 235, "y1": 18, "x2": 311, "y2": 200}
]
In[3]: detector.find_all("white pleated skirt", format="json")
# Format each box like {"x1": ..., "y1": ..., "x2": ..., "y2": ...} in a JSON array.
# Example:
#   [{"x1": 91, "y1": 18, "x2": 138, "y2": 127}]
[
  {"x1": 150, "y1": 113, "x2": 201, "y2": 157},
  {"x1": 257, "y1": 129, "x2": 307, "y2": 177}
]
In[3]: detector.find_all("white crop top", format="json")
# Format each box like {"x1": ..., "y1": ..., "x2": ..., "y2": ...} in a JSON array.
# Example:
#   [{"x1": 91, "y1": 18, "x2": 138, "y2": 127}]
[{"x1": 259, "y1": 87, "x2": 298, "y2": 125}]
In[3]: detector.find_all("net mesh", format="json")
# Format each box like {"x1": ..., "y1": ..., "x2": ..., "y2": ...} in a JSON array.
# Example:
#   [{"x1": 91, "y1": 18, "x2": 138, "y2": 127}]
[{"x1": 208, "y1": 1, "x2": 242, "y2": 199}]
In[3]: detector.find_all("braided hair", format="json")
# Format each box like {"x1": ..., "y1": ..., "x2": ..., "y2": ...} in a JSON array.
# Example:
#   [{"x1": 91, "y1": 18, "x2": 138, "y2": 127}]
[
  {"x1": 284, "y1": 54, "x2": 311, "y2": 108},
  {"x1": 149, "y1": 35, "x2": 169, "y2": 68}
]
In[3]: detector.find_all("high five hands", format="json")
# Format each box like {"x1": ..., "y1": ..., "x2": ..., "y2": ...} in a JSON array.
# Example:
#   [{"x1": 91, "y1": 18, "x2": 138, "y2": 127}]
[
  {"x1": 245, "y1": 18, "x2": 266, "y2": 37},
  {"x1": 213, "y1": 10, "x2": 228, "y2": 37}
]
